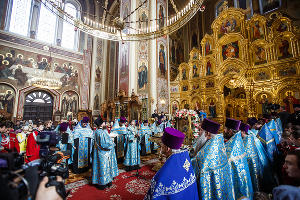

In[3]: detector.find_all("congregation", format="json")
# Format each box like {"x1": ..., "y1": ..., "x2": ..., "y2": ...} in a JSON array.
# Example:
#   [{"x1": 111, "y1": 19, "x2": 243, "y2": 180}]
[{"x1": 0, "y1": 104, "x2": 300, "y2": 199}]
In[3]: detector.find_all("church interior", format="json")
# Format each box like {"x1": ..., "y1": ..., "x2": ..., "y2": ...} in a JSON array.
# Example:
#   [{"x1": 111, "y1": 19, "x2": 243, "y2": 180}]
[{"x1": 0, "y1": 0, "x2": 300, "y2": 199}]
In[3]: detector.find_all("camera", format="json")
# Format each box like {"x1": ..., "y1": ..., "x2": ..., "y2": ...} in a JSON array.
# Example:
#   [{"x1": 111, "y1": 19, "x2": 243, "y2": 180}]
[{"x1": 0, "y1": 131, "x2": 70, "y2": 200}]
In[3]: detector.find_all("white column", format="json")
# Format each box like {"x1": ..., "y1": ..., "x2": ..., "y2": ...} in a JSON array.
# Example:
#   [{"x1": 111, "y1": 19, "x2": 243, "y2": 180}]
[
  {"x1": 89, "y1": 37, "x2": 98, "y2": 111},
  {"x1": 101, "y1": 40, "x2": 108, "y2": 103},
  {"x1": 128, "y1": 0, "x2": 137, "y2": 94},
  {"x1": 149, "y1": 0, "x2": 157, "y2": 114}
]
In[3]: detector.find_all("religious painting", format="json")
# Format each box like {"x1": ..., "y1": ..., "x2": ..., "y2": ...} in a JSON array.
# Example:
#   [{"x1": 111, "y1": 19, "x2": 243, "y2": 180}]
[
  {"x1": 158, "y1": 4, "x2": 165, "y2": 30},
  {"x1": 182, "y1": 68, "x2": 187, "y2": 80},
  {"x1": 95, "y1": 66, "x2": 101, "y2": 82},
  {"x1": 256, "y1": 93, "x2": 272, "y2": 117},
  {"x1": 206, "y1": 80, "x2": 214, "y2": 88},
  {"x1": 0, "y1": 84, "x2": 15, "y2": 116},
  {"x1": 93, "y1": 94, "x2": 100, "y2": 110},
  {"x1": 254, "y1": 46, "x2": 267, "y2": 65},
  {"x1": 255, "y1": 71, "x2": 270, "y2": 81},
  {"x1": 170, "y1": 64, "x2": 178, "y2": 81},
  {"x1": 157, "y1": 77, "x2": 169, "y2": 113},
  {"x1": 204, "y1": 41, "x2": 212, "y2": 56},
  {"x1": 277, "y1": 39, "x2": 292, "y2": 59},
  {"x1": 252, "y1": 21, "x2": 264, "y2": 41},
  {"x1": 208, "y1": 99, "x2": 217, "y2": 118},
  {"x1": 119, "y1": 42, "x2": 129, "y2": 94},
  {"x1": 176, "y1": 42, "x2": 184, "y2": 64},
  {"x1": 182, "y1": 85, "x2": 188, "y2": 91},
  {"x1": 170, "y1": 39, "x2": 176, "y2": 64},
  {"x1": 192, "y1": 52, "x2": 198, "y2": 60},
  {"x1": 171, "y1": 85, "x2": 179, "y2": 93},
  {"x1": 215, "y1": 0, "x2": 226, "y2": 17},
  {"x1": 277, "y1": 21, "x2": 288, "y2": 32},
  {"x1": 192, "y1": 64, "x2": 199, "y2": 78},
  {"x1": 138, "y1": 41, "x2": 148, "y2": 60},
  {"x1": 219, "y1": 18, "x2": 240, "y2": 38},
  {"x1": 0, "y1": 46, "x2": 79, "y2": 87},
  {"x1": 259, "y1": 0, "x2": 281, "y2": 14},
  {"x1": 158, "y1": 43, "x2": 166, "y2": 78},
  {"x1": 206, "y1": 61, "x2": 213, "y2": 75},
  {"x1": 138, "y1": 10, "x2": 148, "y2": 29},
  {"x1": 138, "y1": 61, "x2": 148, "y2": 90},
  {"x1": 222, "y1": 41, "x2": 239, "y2": 60},
  {"x1": 283, "y1": 91, "x2": 300, "y2": 113},
  {"x1": 61, "y1": 91, "x2": 79, "y2": 119},
  {"x1": 279, "y1": 66, "x2": 297, "y2": 77},
  {"x1": 172, "y1": 101, "x2": 179, "y2": 115}
]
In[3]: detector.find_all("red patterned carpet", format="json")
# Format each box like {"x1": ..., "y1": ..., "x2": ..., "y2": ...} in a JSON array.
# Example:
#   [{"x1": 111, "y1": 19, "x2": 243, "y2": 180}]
[{"x1": 66, "y1": 165, "x2": 156, "y2": 200}]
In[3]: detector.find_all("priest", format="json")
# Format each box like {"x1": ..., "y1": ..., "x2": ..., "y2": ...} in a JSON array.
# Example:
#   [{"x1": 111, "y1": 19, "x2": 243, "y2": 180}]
[
  {"x1": 72, "y1": 117, "x2": 94, "y2": 174},
  {"x1": 139, "y1": 120, "x2": 152, "y2": 156},
  {"x1": 191, "y1": 118, "x2": 235, "y2": 200},
  {"x1": 124, "y1": 120, "x2": 140, "y2": 171},
  {"x1": 115, "y1": 117, "x2": 127, "y2": 161},
  {"x1": 145, "y1": 127, "x2": 199, "y2": 200},
  {"x1": 92, "y1": 117, "x2": 119, "y2": 189}
]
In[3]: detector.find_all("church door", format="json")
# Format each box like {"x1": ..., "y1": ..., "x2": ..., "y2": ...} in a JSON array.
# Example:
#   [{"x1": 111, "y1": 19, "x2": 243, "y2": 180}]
[{"x1": 23, "y1": 91, "x2": 53, "y2": 121}]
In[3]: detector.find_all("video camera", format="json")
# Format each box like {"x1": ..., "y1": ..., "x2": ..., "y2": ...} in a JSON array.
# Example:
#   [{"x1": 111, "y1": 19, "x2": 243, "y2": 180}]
[{"x1": 0, "y1": 131, "x2": 70, "y2": 200}]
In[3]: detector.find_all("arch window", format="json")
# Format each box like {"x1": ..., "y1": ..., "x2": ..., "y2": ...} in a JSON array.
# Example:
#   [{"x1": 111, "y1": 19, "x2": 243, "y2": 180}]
[
  {"x1": 6, "y1": 0, "x2": 81, "y2": 51},
  {"x1": 234, "y1": 0, "x2": 253, "y2": 18}
]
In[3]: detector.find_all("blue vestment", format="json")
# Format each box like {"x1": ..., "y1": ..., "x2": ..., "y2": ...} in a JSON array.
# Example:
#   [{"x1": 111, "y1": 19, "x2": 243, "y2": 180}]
[
  {"x1": 145, "y1": 150, "x2": 199, "y2": 200},
  {"x1": 258, "y1": 124, "x2": 277, "y2": 163},
  {"x1": 92, "y1": 129, "x2": 119, "y2": 185},
  {"x1": 268, "y1": 120, "x2": 280, "y2": 145},
  {"x1": 150, "y1": 123, "x2": 159, "y2": 150},
  {"x1": 226, "y1": 132, "x2": 253, "y2": 199},
  {"x1": 55, "y1": 125, "x2": 73, "y2": 164},
  {"x1": 124, "y1": 125, "x2": 140, "y2": 167},
  {"x1": 273, "y1": 185, "x2": 300, "y2": 200},
  {"x1": 139, "y1": 124, "x2": 152, "y2": 155},
  {"x1": 192, "y1": 134, "x2": 235, "y2": 200},
  {"x1": 114, "y1": 124, "x2": 127, "y2": 159},
  {"x1": 248, "y1": 129, "x2": 276, "y2": 190},
  {"x1": 73, "y1": 122, "x2": 94, "y2": 173},
  {"x1": 243, "y1": 134, "x2": 261, "y2": 192}
]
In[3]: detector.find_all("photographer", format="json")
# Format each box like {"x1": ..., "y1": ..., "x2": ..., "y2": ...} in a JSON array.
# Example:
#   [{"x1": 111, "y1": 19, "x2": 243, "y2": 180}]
[{"x1": 25, "y1": 123, "x2": 43, "y2": 163}]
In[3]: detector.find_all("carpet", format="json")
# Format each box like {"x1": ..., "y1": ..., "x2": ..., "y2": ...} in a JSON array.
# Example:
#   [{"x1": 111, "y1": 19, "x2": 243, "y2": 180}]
[{"x1": 66, "y1": 165, "x2": 156, "y2": 200}]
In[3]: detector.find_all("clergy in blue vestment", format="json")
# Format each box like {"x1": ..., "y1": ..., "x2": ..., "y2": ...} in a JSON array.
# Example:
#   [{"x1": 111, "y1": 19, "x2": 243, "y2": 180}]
[
  {"x1": 124, "y1": 120, "x2": 140, "y2": 171},
  {"x1": 191, "y1": 118, "x2": 235, "y2": 200},
  {"x1": 224, "y1": 118, "x2": 242, "y2": 141},
  {"x1": 114, "y1": 117, "x2": 127, "y2": 160},
  {"x1": 226, "y1": 131, "x2": 253, "y2": 199},
  {"x1": 92, "y1": 117, "x2": 119, "y2": 190},
  {"x1": 248, "y1": 129, "x2": 277, "y2": 191},
  {"x1": 139, "y1": 120, "x2": 152, "y2": 156},
  {"x1": 150, "y1": 121, "x2": 159, "y2": 152},
  {"x1": 72, "y1": 117, "x2": 94, "y2": 174},
  {"x1": 145, "y1": 127, "x2": 199, "y2": 200},
  {"x1": 240, "y1": 123, "x2": 260, "y2": 192},
  {"x1": 55, "y1": 122, "x2": 74, "y2": 165},
  {"x1": 268, "y1": 119, "x2": 280, "y2": 145},
  {"x1": 258, "y1": 123, "x2": 277, "y2": 163},
  {"x1": 276, "y1": 118, "x2": 283, "y2": 135}
]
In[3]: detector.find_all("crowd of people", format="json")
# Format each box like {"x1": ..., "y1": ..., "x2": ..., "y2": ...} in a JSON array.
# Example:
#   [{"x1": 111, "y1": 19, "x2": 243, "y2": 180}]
[{"x1": 0, "y1": 103, "x2": 299, "y2": 200}]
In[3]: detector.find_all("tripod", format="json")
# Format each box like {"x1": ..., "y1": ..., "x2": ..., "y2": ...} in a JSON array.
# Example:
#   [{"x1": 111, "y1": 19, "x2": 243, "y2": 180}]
[{"x1": 126, "y1": 134, "x2": 146, "y2": 180}]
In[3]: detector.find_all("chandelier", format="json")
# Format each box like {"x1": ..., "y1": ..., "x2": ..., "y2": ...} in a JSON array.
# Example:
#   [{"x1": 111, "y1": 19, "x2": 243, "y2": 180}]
[
  {"x1": 30, "y1": 46, "x2": 62, "y2": 90},
  {"x1": 43, "y1": 0, "x2": 205, "y2": 41}
]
